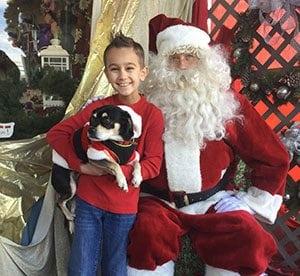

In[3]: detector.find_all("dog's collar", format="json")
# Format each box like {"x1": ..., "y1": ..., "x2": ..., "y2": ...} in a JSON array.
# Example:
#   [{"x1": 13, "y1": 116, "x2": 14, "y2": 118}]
[
  {"x1": 101, "y1": 139, "x2": 137, "y2": 165},
  {"x1": 111, "y1": 139, "x2": 136, "y2": 147}
]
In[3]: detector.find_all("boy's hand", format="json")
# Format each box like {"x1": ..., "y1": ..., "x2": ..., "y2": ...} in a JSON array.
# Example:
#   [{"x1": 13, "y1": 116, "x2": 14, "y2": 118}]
[{"x1": 80, "y1": 163, "x2": 107, "y2": 176}]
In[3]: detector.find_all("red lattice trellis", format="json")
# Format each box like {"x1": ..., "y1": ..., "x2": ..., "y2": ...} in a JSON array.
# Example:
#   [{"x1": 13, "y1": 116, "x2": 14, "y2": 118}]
[{"x1": 209, "y1": 0, "x2": 300, "y2": 271}]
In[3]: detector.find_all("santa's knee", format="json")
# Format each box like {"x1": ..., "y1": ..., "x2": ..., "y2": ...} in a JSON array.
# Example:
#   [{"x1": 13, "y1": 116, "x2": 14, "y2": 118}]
[{"x1": 238, "y1": 213, "x2": 276, "y2": 255}]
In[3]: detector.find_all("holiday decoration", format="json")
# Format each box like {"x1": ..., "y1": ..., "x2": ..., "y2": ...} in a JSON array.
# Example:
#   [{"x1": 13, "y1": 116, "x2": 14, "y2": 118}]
[
  {"x1": 279, "y1": 71, "x2": 300, "y2": 90},
  {"x1": 230, "y1": 8, "x2": 300, "y2": 105},
  {"x1": 276, "y1": 86, "x2": 291, "y2": 100},
  {"x1": 233, "y1": 48, "x2": 242, "y2": 58},
  {"x1": 280, "y1": 122, "x2": 300, "y2": 162},
  {"x1": 249, "y1": 82, "x2": 259, "y2": 92}
]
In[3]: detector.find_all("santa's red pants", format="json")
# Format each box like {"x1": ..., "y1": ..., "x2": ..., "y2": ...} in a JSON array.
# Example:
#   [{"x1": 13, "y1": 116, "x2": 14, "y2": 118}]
[{"x1": 128, "y1": 197, "x2": 277, "y2": 275}]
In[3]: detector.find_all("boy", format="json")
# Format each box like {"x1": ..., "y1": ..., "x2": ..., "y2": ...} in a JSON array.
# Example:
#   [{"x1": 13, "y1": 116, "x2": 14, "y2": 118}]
[{"x1": 46, "y1": 33, "x2": 164, "y2": 275}]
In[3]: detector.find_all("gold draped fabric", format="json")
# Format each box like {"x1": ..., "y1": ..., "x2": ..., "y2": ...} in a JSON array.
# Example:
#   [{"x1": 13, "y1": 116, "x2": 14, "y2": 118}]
[
  {"x1": 0, "y1": 135, "x2": 52, "y2": 243},
  {"x1": 0, "y1": 0, "x2": 194, "y2": 248}
]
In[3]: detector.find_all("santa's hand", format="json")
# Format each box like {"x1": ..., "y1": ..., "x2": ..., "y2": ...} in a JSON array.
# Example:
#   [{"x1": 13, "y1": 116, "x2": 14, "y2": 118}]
[{"x1": 215, "y1": 195, "x2": 254, "y2": 214}]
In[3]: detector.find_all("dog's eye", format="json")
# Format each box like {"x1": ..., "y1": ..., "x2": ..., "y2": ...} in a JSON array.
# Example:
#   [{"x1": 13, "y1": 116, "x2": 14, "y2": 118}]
[
  {"x1": 103, "y1": 119, "x2": 115, "y2": 129},
  {"x1": 101, "y1": 112, "x2": 108, "y2": 118}
]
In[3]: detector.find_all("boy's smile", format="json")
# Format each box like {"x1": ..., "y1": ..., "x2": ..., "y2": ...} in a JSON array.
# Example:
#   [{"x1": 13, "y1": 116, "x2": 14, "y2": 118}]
[{"x1": 105, "y1": 47, "x2": 148, "y2": 104}]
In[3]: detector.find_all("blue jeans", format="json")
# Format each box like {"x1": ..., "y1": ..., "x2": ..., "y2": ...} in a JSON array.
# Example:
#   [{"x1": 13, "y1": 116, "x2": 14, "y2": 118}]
[{"x1": 68, "y1": 197, "x2": 136, "y2": 276}]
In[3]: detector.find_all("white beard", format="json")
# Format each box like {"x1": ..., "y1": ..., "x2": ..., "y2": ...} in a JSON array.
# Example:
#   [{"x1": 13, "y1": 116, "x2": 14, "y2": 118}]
[
  {"x1": 143, "y1": 54, "x2": 241, "y2": 147},
  {"x1": 142, "y1": 52, "x2": 241, "y2": 193}
]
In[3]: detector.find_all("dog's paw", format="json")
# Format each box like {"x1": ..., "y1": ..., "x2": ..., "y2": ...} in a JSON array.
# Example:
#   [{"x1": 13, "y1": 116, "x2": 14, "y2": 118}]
[
  {"x1": 59, "y1": 201, "x2": 76, "y2": 221},
  {"x1": 132, "y1": 173, "x2": 142, "y2": 188},
  {"x1": 132, "y1": 161, "x2": 142, "y2": 187},
  {"x1": 65, "y1": 212, "x2": 75, "y2": 221},
  {"x1": 69, "y1": 220, "x2": 75, "y2": 234},
  {"x1": 117, "y1": 175, "x2": 128, "y2": 192}
]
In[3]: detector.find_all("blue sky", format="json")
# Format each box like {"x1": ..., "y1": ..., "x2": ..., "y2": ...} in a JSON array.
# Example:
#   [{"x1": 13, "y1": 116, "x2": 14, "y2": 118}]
[{"x1": 0, "y1": 0, "x2": 25, "y2": 74}]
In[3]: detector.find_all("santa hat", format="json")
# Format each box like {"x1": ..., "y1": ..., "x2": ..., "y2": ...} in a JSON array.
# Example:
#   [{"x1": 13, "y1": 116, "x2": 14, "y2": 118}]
[{"x1": 149, "y1": 14, "x2": 211, "y2": 55}]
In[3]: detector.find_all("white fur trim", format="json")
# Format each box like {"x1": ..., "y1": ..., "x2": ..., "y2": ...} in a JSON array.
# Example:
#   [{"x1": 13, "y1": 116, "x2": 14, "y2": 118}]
[
  {"x1": 157, "y1": 25, "x2": 210, "y2": 56},
  {"x1": 127, "y1": 261, "x2": 174, "y2": 276},
  {"x1": 235, "y1": 186, "x2": 283, "y2": 224},
  {"x1": 87, "y1": 147, "x2": 110, "y2": 160},
  {"x1": 118, "y1": 105, "x2": 142, "y2": 138},
  {"x1": 164, "y1": 139, "x2": 201, "y2": 193},
  {"x1": 206, "y1": 265, "x2": 240, "y2": 276},
  {"x1": 52, "y1": 150, "x2": 69, "y2": 169}
]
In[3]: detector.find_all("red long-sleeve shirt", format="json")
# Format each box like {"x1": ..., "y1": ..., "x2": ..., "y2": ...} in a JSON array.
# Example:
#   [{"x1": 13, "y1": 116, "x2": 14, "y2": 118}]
[{"x1": 47, "y1": 95, "x2": 164, "y2": 214}]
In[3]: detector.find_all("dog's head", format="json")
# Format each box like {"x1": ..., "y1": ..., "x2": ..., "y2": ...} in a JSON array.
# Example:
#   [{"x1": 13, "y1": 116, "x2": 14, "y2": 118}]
[{"x1": 88, "y1": 105, "x2": 135, "y2": 141}]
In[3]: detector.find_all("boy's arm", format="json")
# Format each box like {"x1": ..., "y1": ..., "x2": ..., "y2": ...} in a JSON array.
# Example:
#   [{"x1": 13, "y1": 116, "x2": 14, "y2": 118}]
[
  {"x1": 46, "y1": 104, "x2": 95, "y2": 172},
  {"x1": 121, "y1": 108, "x2": 164, "y2": 182}
]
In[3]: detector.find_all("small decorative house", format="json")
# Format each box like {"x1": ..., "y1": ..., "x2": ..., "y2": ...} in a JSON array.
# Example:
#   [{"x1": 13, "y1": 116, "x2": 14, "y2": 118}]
[{"x1": 39, "y1": 38, "x2": 69, "y2": 71}]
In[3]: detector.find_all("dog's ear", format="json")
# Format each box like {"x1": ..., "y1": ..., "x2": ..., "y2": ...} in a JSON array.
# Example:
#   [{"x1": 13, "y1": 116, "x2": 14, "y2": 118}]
[{"x1": 119, "y1": 111, "x2": 134, "y2": 140}]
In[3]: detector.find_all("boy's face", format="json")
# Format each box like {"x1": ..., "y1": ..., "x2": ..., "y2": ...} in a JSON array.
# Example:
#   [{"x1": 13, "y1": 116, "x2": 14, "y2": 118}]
[{"x1": 105, "y1": 47, "x2": 147, "y2": 102}]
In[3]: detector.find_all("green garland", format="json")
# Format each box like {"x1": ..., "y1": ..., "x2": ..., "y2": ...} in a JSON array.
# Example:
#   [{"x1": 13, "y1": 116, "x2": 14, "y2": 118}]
[{"x1": 230, "y1": 9, "x2": 300, "y2": 105}]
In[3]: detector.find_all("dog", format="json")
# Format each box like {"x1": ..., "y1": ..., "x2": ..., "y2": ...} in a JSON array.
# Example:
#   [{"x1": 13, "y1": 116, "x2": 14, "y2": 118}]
[{"x1": 51, "y1": 105, "x2": 142, "y2": 233}]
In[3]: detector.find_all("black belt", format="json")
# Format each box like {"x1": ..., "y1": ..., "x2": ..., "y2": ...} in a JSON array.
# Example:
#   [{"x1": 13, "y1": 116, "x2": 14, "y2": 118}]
[{"x1": 141, "y1": 169, "x2": 231, "y2": 208}]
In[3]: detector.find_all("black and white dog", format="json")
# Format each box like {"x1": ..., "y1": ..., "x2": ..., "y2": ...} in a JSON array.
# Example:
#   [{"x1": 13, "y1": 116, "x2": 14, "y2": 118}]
[{"x1": 51, "y1": 105, "x2": 142, "y2": 233}]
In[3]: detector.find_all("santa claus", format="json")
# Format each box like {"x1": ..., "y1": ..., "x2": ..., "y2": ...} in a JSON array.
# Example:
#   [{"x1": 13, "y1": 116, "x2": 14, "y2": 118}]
[{"x1": 127, "y1": 14, "x2": 289, "y2": 276}]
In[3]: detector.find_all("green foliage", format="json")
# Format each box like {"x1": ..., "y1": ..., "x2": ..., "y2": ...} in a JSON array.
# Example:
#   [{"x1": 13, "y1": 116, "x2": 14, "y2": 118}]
[
  {"x1": 175, "y1": 235, "x2": 205, "y2": 275},
  {"x1": 233, "y1": 159, "x2": 252, "y2": 190},
  {"x1": 230, "y1": 10, "x2": 259, "y2": 80},
  {"x1": 0, "y1": 74, "x2": 66, "y2": 140},
  {"x1": 10, "y1": 109, "x2": 65, "y2": 140},
  {"x1": 285, "y1": 180, "x2": 300, "y2": 210},
  {"x1": 38, "y1": 67, "x2": 77, "y2": 103},
  {"x1": 0, "y1": 79, "x2": 25, "y2": 120},
  {"x1": 0, "y1": 50, "x2": 20, "y2": 82},
  {"x1": 27, "y1": 64, "x2": 45, "y2": 89}
]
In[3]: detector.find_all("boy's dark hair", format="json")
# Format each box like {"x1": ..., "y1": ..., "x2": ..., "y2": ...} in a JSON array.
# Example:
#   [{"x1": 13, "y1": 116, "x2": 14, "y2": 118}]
[{"x1": 103, "y1": 32, "x2": 145, "y2": 67}]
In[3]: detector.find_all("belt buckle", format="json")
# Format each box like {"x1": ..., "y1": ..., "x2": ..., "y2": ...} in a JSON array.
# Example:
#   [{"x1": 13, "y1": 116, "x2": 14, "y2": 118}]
[{"x1": 171, "y1": 191, "x2": 189, "y2": 208}]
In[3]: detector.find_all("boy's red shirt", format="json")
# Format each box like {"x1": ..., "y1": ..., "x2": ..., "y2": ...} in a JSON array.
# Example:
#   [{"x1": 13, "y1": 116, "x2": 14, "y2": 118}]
[{"x1": 46, "y1": 95, "x2": 164, "y2": 214}]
